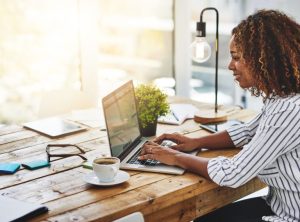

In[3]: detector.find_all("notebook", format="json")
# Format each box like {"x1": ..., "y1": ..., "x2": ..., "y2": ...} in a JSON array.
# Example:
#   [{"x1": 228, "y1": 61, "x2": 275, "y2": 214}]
[
  {"x1": 102, "y1": 80, "x2": 198, "y2": 175},
  {"x1": 158, "y1": 103, "x2": 199, "y2": 125},
  {"x1": 23, "y1": 117, "x2": 86, "y2": 138},
  {"x1": 0, "y1": 196, "x2": 48, "y2": 222}
]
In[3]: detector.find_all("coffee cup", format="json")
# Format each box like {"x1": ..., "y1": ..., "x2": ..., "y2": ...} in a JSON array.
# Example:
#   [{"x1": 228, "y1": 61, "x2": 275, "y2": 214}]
[{"x1": 92, "y1": 157, "x2": 120, "y2": 182}]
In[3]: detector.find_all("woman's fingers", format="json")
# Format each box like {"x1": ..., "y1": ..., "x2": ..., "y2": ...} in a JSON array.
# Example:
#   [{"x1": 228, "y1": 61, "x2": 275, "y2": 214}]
[
  {"x1": 139, "y1": 153, "x2": 155, "y2": 160},
  {"x1": 139, "y1": 145, "x2": 179, "y2": 166},
  {"x1": 139, "y1": 145, "x2": 156, "y2": 160},
  {"x1": 146, "y1": 141, "x2": 158, "y2": 146},
  {"x1": 153, "y1": 133, "x2": 180, "y2": 143},
  {"x1": 170, "y1": 144, "x2": 182, "y2": 150},
  {"x1": 140, "y1": 142, "x2": 158, "y2": 155},
  {"x1": 153, "y1": 134, "x2": 168, "y2": 143},
  {"x1": 139, "y1": 142, "x2": 165, "y2": 160}
]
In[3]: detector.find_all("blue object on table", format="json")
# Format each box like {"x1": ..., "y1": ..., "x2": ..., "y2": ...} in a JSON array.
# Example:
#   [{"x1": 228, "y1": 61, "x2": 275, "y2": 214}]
[
  {"x1": 22, "y1": 160, "x2": 50, "y2": 170},
  {"x1": 0, "y1": 163, "x2": 21, "y2": 174}
]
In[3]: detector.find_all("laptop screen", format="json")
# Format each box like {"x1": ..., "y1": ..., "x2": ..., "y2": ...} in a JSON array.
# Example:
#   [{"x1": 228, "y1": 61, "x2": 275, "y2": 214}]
[{"x1": 102, "y1": 81, "x2": 141, "y2": 158}]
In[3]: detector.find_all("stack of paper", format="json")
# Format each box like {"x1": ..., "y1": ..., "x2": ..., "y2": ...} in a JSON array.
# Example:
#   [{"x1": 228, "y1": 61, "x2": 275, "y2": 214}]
[{"x1": 158, "y1": 104, "x2": 199, "y2": 125}]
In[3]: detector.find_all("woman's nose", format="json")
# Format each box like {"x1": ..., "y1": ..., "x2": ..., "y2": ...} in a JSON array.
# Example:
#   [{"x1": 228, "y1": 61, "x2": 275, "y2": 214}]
[{"x1": 228, "y1": 60, "x2": 234, "y2": 70}]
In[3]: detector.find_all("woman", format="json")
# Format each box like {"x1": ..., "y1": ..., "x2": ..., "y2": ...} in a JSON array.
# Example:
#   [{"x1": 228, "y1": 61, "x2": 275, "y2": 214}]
[{"x1": 139, "y1": 10, "x2": 300, "y2": 222}]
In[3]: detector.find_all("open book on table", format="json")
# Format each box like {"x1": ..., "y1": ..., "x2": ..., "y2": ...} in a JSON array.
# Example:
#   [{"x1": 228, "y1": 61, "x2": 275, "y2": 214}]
[{"x1": 158, "y1": 103, "x2": 199, "y2": 125}]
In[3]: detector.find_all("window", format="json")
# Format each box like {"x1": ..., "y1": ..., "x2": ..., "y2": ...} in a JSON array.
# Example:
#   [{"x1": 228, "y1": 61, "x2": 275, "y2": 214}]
[
  {"x1": 0, "y1": 0, "x2": 81, "y2": 123},
  {"x1": 0, "y1": 0, "x2": 174, "y2": 124},
  {"x1": 97, "y1": 0, "x2": 174, "y2": 96}
]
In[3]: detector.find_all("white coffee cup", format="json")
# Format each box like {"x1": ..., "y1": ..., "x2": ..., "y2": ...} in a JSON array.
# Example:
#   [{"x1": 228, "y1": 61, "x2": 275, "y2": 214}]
[{"x1": 92, "y1": 157, "x2": 120, "y2": 182}]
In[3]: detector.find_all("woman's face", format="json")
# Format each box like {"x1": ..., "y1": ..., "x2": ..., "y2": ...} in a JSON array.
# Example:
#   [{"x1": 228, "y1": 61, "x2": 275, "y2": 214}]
[{"x1": 228, "y1": 36, "x2": 255, "y2": 89}]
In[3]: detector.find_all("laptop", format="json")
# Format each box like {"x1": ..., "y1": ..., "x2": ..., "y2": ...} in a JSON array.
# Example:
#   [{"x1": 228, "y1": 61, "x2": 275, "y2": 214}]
[{"x1": 102, "y1": 80, "x2": 197, "y2": 175}]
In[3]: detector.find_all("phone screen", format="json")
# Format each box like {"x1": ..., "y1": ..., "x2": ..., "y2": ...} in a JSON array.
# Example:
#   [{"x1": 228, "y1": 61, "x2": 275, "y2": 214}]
[{"x1": 199, "y1": 120, "x2": 244, "y2": 133}]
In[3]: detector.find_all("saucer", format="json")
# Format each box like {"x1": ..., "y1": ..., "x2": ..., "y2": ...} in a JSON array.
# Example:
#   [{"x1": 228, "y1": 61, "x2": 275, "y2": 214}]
[{"x1": 83, "y1": 170, "x2": 130, "y2": 186}]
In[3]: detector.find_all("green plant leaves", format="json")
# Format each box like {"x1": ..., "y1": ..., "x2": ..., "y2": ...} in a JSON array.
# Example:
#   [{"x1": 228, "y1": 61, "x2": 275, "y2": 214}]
[{"x1": 135, "y1": 83, "x2": 169, "y2": 128}]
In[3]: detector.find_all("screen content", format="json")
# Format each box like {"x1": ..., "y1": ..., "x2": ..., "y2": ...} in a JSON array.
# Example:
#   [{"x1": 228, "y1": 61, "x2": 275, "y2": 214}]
[{"x1": 103, "y1": 82, "x2": 140, "y2": 157}]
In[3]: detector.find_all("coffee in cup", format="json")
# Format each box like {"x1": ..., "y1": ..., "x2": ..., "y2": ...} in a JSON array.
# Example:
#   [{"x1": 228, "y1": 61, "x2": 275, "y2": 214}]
[{"x1": 92, "y1": 157, "x2": 120, "y2": 182}]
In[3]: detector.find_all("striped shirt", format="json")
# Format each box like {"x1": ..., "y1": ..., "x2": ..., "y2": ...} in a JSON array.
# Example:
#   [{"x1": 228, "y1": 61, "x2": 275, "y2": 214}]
[{"x1": 207, "y1": 94, "x2": 300, "y2": 222}]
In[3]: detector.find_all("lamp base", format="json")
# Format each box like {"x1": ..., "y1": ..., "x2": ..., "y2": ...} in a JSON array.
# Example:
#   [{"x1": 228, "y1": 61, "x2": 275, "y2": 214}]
[{"x1": 194, "y1": 110, "x2": 227, "y2": 124}]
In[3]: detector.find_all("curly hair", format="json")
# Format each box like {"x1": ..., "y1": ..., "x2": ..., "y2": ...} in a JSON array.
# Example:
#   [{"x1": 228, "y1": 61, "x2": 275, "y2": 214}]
[{"x1": 232, "y1": 9, "x2": 300, "y2": 98}]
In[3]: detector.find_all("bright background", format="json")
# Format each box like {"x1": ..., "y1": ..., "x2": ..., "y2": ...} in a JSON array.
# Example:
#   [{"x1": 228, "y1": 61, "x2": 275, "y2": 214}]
[{"x1": 1, "y1": 0, "x2": 299, "y2": 124}]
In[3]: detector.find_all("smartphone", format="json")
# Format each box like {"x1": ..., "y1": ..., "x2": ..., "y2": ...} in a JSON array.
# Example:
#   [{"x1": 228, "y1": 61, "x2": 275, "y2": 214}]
[{"x1": 199, "y1": 120, "x2": 244, "y2": 133}]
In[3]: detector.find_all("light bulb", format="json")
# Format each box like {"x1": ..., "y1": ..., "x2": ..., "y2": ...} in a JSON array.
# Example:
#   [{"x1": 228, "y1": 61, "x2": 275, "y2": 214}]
[{"x1": 190, "y1": 37, "x2": 211, "y2": 63}]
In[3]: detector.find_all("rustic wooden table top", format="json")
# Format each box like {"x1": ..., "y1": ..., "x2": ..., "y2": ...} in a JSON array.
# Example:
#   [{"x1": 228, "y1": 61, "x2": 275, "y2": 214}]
[{"x1": 0, "y1": 99, "x2": 265, "y2": 222}]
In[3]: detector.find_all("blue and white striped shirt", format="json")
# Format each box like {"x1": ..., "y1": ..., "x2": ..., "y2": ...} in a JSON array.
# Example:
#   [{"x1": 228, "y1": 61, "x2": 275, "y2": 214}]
[{"x1": 207, "y1": 94, "x2": 300, "y2": 222}]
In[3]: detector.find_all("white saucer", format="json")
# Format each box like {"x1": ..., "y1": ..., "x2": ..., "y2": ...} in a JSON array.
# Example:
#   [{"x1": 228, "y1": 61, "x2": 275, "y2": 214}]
[{"x1": 83, "y1": 170, "x2": 130, "y2": 186}]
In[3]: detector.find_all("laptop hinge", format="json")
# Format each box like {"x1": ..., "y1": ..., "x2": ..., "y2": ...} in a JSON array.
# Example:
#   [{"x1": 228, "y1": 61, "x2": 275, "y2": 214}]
[{"x1": 118, "y1": 137, "x2": 143, "y2": 161}]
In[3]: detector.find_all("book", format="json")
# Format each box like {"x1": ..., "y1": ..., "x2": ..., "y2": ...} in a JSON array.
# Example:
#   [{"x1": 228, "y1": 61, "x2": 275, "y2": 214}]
[
  {"x1": 158, "y1": 104, "x2": 199, "y2": 125},
  {"x1": 0, "y1": 196, "x2": 48, "y2": 222}
]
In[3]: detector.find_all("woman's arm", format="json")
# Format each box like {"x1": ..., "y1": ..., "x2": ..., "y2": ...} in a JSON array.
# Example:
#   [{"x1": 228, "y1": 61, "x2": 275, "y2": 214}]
[
  {"x1": 175, "y1": 153, "x2": 211, "y2": 179},
  {"x1": 194, "y1": 130, "x2": 235, "y2": 150},
  {"x1": 139, "y1": 116, "x2": 261, "y2": 179}
]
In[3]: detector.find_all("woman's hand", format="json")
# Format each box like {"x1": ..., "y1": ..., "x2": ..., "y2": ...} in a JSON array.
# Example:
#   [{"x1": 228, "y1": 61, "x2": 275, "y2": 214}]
[
  {"x1": 138, "y1": 141, "x2": 182, "y2": 166},
  {"x1": 153, "y1": 133, "x2": 201, "y2": 152},
  {"x1": 138, "y1": 141, "x2": 210, "y2": 180}
]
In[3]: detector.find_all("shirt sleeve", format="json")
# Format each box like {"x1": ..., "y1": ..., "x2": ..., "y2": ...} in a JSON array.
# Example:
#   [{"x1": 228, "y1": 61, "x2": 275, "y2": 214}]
[
  {"x1": 207, "y1": 104, "x2": 300, "y2": 188},
  {"x1": 226, "y1": 112, "x2": 262, "y2": 148}
]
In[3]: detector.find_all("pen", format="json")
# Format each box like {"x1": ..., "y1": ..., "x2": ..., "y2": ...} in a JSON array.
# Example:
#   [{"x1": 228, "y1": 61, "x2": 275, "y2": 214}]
[{"x1": 172, "y1": 111, "x2": 179, "y2": 121}]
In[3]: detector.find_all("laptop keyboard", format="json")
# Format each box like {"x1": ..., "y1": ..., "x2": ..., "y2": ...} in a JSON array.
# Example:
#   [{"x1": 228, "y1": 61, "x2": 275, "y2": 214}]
[{"x1": 127, "y1": 140, "x2": 175, "y2": 166}]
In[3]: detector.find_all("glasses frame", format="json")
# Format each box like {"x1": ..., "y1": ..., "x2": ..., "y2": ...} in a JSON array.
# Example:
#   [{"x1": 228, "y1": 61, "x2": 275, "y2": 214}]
[{"x1": 46, "y1": 144, "x2": 87, "y2": 163}]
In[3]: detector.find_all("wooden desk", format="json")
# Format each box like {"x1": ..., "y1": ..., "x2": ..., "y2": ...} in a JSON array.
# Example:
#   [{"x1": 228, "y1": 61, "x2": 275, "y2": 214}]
[{"x1": 0, "y1": 100, "x2": 265, "y2": 222}]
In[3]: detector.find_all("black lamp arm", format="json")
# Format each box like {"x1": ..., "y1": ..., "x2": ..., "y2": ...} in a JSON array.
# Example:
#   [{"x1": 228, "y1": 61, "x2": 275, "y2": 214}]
[{"x1": 198, "y1": 7, "x2": 219, "y2": 113}]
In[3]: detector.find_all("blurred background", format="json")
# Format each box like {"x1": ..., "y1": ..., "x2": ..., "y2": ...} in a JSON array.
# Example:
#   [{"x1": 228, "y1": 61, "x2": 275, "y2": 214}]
[{"x1": 1, "y1": 0, "x2": 299, "y2": 124}]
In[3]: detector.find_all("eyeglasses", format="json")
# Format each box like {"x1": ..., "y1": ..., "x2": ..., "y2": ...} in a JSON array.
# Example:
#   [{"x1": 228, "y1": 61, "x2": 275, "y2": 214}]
[{"x1": 46, "y1": 144, "x2": 87, "y2": 163}]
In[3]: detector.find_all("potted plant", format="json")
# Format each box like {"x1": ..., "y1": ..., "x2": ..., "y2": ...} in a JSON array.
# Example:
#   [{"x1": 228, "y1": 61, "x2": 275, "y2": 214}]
[{"x1": 135, "y1": 83, "x2": 169, "y2": 137}]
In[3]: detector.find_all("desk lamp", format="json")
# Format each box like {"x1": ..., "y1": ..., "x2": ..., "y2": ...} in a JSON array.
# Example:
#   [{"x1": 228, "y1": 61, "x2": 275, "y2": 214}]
[{"x1": 191, "y1": 7, "x2": 227, "y2": 124}]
